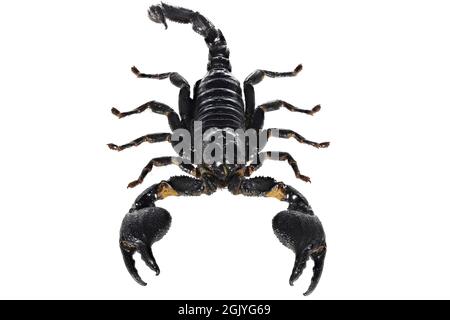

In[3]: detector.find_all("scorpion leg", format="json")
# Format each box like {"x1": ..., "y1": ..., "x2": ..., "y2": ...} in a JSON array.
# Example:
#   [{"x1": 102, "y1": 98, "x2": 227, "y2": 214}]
[
  {"x1": 261, "y1": 129, "x2": 330, "y2": 149},
  {"x1": 131, "y1": 66, "x2": 188, "y2": 88},
  {"x1": 244, "y1": 65, "x2": 303, "y2": 127},
  {"x1": 127, "y1": 157, "x2": 197, "y2": 189},
  {"x1": 111, "y1": 101, "x2": 183, "y2": 131},
  {"x1": 121, "y1": 176, "x2": 208, "y2": 285},
  {"x1": 107, "y1": 133, "x2": 171, "y2": 152},
  {"x1": 131, "y1": 66, "x2": 193, "y2": 126},
  {"x1": 250, "y1": 100, "x2": 321, "y2": 130},
  {"x1": 229, "y1": 176, "x2": 326, "y2": 296},
  {"x1": 245, "y1": 152, "x2": 311, "y2": 183}
]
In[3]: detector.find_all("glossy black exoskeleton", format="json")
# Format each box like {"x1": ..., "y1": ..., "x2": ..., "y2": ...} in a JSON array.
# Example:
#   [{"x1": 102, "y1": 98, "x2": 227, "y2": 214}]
[{"x1": 108, "y1": 3, "x2": 329, "y2": 295}]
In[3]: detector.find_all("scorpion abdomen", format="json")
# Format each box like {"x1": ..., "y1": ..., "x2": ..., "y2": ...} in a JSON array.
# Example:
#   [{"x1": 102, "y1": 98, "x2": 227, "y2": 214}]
[{"x1": 193, "y1": 69, "x2": 245, "y2": 132}]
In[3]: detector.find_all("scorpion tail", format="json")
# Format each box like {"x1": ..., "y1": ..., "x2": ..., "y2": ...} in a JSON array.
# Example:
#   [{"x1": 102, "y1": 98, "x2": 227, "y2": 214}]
[{"x1": 148, "y1": 2, "x2": 232, "y2": 71}]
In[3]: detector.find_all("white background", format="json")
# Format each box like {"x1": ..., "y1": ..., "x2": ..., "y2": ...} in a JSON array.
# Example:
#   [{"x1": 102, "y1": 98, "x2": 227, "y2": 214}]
[{"x1": 0, "y1": 0, "x2": 449, "y2": 299}]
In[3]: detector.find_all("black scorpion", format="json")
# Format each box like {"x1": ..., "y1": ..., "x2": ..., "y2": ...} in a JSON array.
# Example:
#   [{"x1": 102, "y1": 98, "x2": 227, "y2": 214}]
[{"x1": 108, "y1": 3, "x2": 330, "y2": 295}]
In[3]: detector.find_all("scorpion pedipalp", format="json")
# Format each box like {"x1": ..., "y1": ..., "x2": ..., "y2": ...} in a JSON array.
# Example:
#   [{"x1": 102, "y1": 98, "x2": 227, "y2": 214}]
[
  {"x1": 120, "y1": 207, "x2": 172, "y2": 285},
  {"x1": 119, "y1": 177, "x2": 209, "y2": 285},
  {"x1": 273, "y1": 210, "x2": 326, "y2": 296},
  {"x1": 229, "y1": 177, "x2": 326, "y2": 295}
]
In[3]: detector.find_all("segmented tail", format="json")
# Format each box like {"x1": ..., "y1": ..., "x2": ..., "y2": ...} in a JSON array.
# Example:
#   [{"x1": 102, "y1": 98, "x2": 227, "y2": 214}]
[{"x1": 148, "y1": 2, "x2": 232, "y2": 71}]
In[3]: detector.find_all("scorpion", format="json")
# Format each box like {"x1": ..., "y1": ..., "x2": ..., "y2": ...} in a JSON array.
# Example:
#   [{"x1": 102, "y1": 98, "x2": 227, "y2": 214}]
[{"x1": 108, "y1": 3, "x2": 329, "y2": 296}]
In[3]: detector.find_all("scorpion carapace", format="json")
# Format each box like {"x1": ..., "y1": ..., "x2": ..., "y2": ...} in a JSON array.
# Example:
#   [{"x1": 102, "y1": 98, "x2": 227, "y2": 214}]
[{"x1": 108, "y1": 3, "x2": 330, "y2": 296}]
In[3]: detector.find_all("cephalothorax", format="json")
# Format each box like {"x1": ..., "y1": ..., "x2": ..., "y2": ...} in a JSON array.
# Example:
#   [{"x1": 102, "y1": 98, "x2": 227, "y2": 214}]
[{"x1": 108, "y1": 3, "x2": 329, "y2": 296}]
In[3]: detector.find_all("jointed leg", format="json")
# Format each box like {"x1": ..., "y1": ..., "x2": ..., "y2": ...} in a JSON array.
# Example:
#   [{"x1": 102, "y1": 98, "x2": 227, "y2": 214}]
[
  {"x1": 121, "y1": 175, "x2": 209, "y2": 285},
  {"x1": 250, "y1": 100, "x2": 321, "y2": 130},
  {"x1": 263, "y1": 128, "x2": 330, "y2": 149},
  {"x1": 131, "y1": 66, "x2": 189, "y2": 88},
  {"x1": 111, "y1": 101, "x2": 183, "y2": 131},
  {"x1": 228, "y1": 176, "x2": 326, "y2": 296},
  {"x1": 108, "y1": 133, "x2": 171, "y2": 151},
  {"x1": 131, "y1": 66, "x2": 193, "y2": 125},
  {"x1": 127, "y1": 157, "x2": 197, "y2": 189},
  {"x1": 244, "y1": 65, "x2": 303, "y2": 127},
  {"x1": 245, "y1": 151, "x2": 311, "y2": 183},
  {"x1": 245, "y1": 65, "x2": 303, "y2": 86},
  {"x1": 260, "y1": 100, "x2": 320, "y2": 115}
]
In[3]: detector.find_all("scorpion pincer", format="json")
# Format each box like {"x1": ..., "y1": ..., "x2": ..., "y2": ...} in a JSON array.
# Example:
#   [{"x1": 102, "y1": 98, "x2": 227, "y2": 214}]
[{"x1": 108, "y1": 3, "x2": 330, "y2": 296}]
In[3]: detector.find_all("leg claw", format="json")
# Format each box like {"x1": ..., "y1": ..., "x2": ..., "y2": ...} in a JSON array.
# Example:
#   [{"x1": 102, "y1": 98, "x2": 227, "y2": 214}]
[
  {"x1": 131, "y1": 66, "x2": 140, "y2": 76},
  {"x1": 308, "y1": 104, "x2": 321, "y2": 115},
  {"x1": 317, "y1": 142, "x2": 330, "y2": 148},
  {"x1": 107, "y1": 143, "x2": 121, "y2": 151},
  {"x1": 294, "y1": 64, "x2": 303, "y2": 75},
  {"x1": 128, "y1": 179, "x2": 143, "y2": 189},
  {"x1": 297, "y1": 174, "x2": 311, "y2": 183},
  {"x1": 111, "y1": 107, "x2": 123, "y2": 118}
]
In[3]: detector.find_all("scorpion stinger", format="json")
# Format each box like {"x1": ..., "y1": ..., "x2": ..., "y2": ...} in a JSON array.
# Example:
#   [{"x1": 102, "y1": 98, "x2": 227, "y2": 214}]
[{"x1": 109, "y1": 3, "x2": 329, "y2": 295}]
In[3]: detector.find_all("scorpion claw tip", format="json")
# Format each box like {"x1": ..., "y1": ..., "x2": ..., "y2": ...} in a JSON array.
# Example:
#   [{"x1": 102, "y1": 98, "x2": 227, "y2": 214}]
[
  {"x1": 120, "y1": 245, "x2": 148, "y2": 286},
  {"x1": 137, "y1": 279, "x2": 148, "y2": 286}
]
